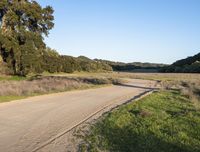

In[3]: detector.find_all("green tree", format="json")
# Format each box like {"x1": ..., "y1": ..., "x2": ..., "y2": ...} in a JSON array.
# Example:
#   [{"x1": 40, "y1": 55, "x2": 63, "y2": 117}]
[
  {"x1": 42, "y1": 47, "x2": 61, "y2": 73},
  {"x1": 0, "y1": 0, "x2": 54, "y2": 76}
]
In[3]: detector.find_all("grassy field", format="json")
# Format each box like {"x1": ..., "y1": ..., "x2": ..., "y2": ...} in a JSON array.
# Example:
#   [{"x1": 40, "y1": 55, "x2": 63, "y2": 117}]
[
  {"x1": 65, "y1": 72, "x2": 200, "y2": 152},
  {"x1": 0, "y1": 72, "x2": 200, "y2": 103},
  {"x1": 79, "y1": 91, "x2": 200, "y2": 152}
]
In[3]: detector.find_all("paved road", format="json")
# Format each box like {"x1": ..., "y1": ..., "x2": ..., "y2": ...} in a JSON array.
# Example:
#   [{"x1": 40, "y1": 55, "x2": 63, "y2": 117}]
[{"x1": 0, "y1": 79, "x2": 156, "y2": 152}]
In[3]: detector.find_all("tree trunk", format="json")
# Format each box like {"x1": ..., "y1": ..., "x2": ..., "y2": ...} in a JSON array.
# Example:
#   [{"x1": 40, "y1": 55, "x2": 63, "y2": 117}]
[
  {"x1": 1, "y1": 16, "x2": 7, "y2": 34},
  {"x1": 1, "y1": 14, "x2": 12, "y2": 37},
  {"x1": 10, "y1": 48, "x2": 17, "y2": 75}
]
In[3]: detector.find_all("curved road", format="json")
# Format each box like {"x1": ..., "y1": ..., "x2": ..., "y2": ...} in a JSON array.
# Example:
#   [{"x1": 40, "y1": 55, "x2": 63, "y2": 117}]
[{"x1": 0, "y1": 79, "x2": 156, "y2": 152}]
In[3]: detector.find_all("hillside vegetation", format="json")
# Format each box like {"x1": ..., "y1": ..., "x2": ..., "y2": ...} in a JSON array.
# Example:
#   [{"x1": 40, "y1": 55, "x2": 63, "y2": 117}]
[
  {"x1": 95, "y1": 59, "x2": 166, "y2": 72},
  {"x1": 161, "y1": 52, "x2": 200, "y2": 73},
  {"x1": 39, "y1": 48, "x2": 113, "y2": 74}
]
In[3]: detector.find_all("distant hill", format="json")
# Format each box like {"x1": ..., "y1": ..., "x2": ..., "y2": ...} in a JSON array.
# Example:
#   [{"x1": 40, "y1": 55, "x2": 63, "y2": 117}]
[
  {"x1": 160, "y1": 52, "x2": 200, "y2": 73},
  {"x1": 95, "y1": 59, "x2": 166, "y2": 72},
  {"x1": 77, "y1": 56, "x2": 93, "y2": 62}
]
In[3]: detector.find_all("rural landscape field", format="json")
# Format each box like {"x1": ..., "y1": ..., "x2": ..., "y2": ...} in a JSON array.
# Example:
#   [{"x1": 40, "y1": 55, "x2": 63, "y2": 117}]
[{"x1": 0, "y1": 0, "x2": 200, "y2": 152}]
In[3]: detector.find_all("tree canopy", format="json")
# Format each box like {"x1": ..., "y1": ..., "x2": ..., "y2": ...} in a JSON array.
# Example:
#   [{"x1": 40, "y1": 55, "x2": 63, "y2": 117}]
[{"x1": 0, "y1": 0, "x2": 54, "y2": 76}]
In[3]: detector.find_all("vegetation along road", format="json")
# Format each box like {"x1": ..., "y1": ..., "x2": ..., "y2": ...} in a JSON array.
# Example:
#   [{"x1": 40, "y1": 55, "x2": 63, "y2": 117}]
[{"x1": 0, "y1": 79, "x2": 156, "y2": 152}]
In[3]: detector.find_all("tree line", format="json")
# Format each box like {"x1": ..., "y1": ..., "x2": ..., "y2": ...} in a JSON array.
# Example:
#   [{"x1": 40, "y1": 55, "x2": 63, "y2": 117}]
[
  {"x1": 41, "y1": 48, "x2": 112, "y2": 74},
  {"x1": 95, "y1": 59, "x2": 166, "y2": 72}
]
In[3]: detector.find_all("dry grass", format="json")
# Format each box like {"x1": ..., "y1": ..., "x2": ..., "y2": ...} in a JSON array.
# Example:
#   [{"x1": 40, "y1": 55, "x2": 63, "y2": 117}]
[
  {"x1": 159, "y1": 79, "x2": 200, "y2": 97},
  {"x1": 56, "y1": 72, "x2": 200, "y2": 84},
  {"x1": 55, "y1": 72, "x2": 200, "y2": 98},
  {"x1": 145, "y1": 74, "x2": 200, "y2": 109},
  {"x1": 82, "y1": 72, "x2": 200, "y2": 81},
  {"x1": 43, "y1": 72, "x2": 200, "y2": 102},
  {"x1": 0, "y1": 76, "x2": 120, "y2": 97},
  {"x1": 119, "y1": 72, "x2": 200, "y2": 81},
  {"x1": 1, "y1": 72, "x2": 199, "y2": 104},
  {"x1": 97, "y1": 72, "x2": 200, "y2": 109}
]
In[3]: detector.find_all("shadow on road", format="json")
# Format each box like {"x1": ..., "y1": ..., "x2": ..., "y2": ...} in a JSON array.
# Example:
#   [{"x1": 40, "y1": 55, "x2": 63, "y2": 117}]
[{"x1": 116, "y1": 83, "x2": 158, "y2": 90}]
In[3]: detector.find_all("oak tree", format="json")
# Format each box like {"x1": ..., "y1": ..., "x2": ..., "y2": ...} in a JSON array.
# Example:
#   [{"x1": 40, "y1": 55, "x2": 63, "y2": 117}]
[{"x1": 0, "y1": 0, "x2": 54, "y2": 75}]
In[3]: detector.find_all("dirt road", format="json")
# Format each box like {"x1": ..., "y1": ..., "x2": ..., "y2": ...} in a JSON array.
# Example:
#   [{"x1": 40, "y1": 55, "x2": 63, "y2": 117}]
[{"x1": 0, "y1": 79, "x2": 156, "y2": 152}]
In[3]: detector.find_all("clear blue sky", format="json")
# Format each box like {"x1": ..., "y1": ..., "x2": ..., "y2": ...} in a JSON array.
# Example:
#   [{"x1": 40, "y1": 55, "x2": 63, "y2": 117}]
[{"x1": 38, "y1": 0, "x2": 200, "y2": 64}]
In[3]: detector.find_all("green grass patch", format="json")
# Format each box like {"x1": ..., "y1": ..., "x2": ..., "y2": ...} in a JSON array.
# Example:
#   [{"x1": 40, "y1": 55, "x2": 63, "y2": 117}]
[
  {"x1": 80, "y1": 91, "x2": 200, "y2": 152},
  {"x1": 0, "y1": 96, "x2": 27, "y2": 103},
  {"x1": 0, "y1": 75, "x2": 27, "y2": 81}
]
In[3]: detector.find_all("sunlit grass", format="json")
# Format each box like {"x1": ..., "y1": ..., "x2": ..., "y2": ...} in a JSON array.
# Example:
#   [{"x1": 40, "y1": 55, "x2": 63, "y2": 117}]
[
  {"x1": 0, "y1": 75, "x2": 27, "y2": 81},
  {"x1": 80, "y1": 91, "x2": 200, "y2": 152}
]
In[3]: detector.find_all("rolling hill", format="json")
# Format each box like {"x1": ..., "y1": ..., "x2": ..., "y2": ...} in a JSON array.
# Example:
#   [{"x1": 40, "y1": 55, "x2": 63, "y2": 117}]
[{"x1": 160, "y1": 52, "x2": 200, "y2": 73}]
